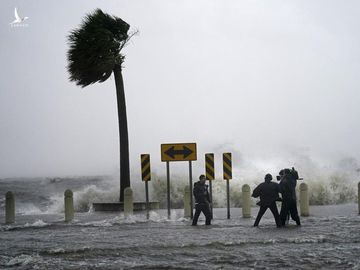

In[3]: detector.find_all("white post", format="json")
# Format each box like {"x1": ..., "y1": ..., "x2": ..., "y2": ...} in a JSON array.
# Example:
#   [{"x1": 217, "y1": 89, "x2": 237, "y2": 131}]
[
  {"x1": 5, "y1": 191, "x2": 15, "y2": 224},
  {"x1": 299, "y1": 183, "x2": 309, "y2": 217},
  {"x1": 124, "y1": 187, "x2": 133, "y2": 217},
  {"x1": 184, "y1": 185, "x2": 191, "y2": 218},
  {"x1": 64, "y1": 189, "x2": 74, "y2": 222},
  {"x1": 242, "y1": 184, "x2": 251, "y2": 218}
]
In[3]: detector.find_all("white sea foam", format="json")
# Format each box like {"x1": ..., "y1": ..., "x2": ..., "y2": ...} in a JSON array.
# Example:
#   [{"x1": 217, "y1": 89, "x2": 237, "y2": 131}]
[
  {"x1": 79, "y1": 219, "x2": 113, "y2": 227},
  {"x1": 31, "y1": 184, "x2": 120, "y2": 214},
  {"x1": 149, "y1": 211, "x2": 168, "y2": 222},
  {"x1": 75, "y1": 211, "x2": 178, "y2": 228},
  {"x1": 43, "y1": 246, "x2": 91, "y2": 255},
  {"x1": 16, "y1": 203, "x2": 44, "y2": 215},
  {"x1": 73, "y1": 184, "x2": 119, "y2": 212},
  {"x1": 0, "y1": 219, "x2": 48, "y2": 231},
  {"x1": 24, "y1": 219, "x2": 48, "y2": 228},
  {"x1": 47, "y1": 248, "x2": 66, "y2": 254},
  {"x1": 41, "y1": 193, "x2": 64, "y2": 214},
  {"x1": 286, "y1": 235, "x2": 326, "y2": 244},
  {"x1": 177, "y1": 217, "x2": 190, "y2": 222},
  {"x1": 6, "y1": 254, "x2": 42, "y2": 266}
]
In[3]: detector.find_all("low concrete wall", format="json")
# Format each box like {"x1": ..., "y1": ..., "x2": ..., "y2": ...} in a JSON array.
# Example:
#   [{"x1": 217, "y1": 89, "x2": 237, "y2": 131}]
[{"x1": 92, "y1": 202, "x2": 160, "y2": 212}]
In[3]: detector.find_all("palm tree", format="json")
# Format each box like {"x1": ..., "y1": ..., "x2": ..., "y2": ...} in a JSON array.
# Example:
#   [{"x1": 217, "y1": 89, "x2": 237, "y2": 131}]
[{"x1": 67, "y1": 9, "x2": 135, "y2": 201}]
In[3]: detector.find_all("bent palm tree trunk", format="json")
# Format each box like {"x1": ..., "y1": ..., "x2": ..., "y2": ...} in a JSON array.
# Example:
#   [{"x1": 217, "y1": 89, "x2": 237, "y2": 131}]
[{"x1": 114, "y1": 64, "x2": 130, "y2": 202}]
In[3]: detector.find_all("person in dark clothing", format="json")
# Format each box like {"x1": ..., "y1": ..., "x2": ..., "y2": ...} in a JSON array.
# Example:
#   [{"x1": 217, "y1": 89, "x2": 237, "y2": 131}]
[
  {"x1": 192, "y1": 174, "x2": 211, "y2": 226},
  {"x1": 279, "y1": 168, "x2": 301, "y2": 226},
  {"x1": 252, "y1": 174, "x2": 282, "y2": 227}
]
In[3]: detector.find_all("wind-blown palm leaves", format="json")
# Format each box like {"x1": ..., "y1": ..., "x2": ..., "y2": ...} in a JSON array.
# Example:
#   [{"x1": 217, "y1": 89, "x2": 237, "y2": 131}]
[
  {"x1": 68, "y1": 9, "x2": 130, "y2": 86},
  {"x1": 67, "y1": 9, "x2": 135, "y2": 201}
]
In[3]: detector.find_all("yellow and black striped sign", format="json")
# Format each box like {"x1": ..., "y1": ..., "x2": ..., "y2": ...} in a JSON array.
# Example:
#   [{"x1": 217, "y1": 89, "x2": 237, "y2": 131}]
[
  {"x1": 205, "y1": 153, "x2": 215, "y2": 180},
  {"x1": 223, "y1": 153, "x2": 232, "y2": 180},
  {"x1": 141, "y1": 154, "x2": 151, "y2": 181}
]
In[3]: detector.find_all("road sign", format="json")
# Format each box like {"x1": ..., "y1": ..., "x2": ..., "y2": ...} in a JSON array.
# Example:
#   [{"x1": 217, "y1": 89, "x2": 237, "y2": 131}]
[
  {"x1": 205, "y1": 153, "x2": 215, "y2": 180},
  {"x1": 161, "y1": 143, "x2": 197, "y2": 162},
  {"x1": 161, "y1": 143, "x2": 196, "y2": 219},
  {"x1": 223, "y1": 153, "x2": 232, "y2": 180},
  {"x1": 141, "y1": 154, "x2": 151, "y2": 181},
  {"x1": 140, "y1": 154, "x2": 151, "y2": 219},
  {"x1": 223, "y1": 152, "x2": 232, "y2": 219},
  {"x1": 205, "y1": 153, "x2": 214, "y2": 220}
]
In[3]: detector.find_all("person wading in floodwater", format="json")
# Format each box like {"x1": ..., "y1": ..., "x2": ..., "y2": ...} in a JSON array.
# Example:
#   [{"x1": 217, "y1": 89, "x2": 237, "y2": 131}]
[
  {"x1": 192, "y1": 174, "x2": 211, "y2": 226},
  {"x1": 279, "y1": 168, "x2": 301, "y2": 226},
  {"x1": 252, "y1": 174, "x2": 282, "y2": 227}
]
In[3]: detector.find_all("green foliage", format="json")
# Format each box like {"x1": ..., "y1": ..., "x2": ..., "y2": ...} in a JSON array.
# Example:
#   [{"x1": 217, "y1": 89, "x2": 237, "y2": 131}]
[{"x1": 67, "y1": 9, "x2": 130, "y2": 87}]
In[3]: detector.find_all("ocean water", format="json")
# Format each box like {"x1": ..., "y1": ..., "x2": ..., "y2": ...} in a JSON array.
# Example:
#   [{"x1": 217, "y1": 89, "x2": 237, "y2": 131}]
[{"x1": 0, "y1": 178, "x2": 359, "y2": 269}]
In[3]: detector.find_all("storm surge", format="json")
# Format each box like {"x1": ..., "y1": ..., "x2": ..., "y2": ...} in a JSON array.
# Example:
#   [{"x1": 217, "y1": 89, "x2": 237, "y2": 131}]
[
  {"x1": 0, "y1": 176, "x2": 118, "y2": 214},
  {"x1": 147, "y1": 155, "x2": 359, "y2": 208},
  {"x1": 0, "y1": 157, "x2": 358, "y2": 215},
  {"x1": 148, "y1": 173, "x2": 358, "y2": 208}
]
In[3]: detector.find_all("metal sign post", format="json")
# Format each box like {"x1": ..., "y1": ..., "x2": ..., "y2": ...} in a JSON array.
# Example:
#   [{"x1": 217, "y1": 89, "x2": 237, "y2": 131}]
[
  {"x1": 226, "y1": 179, "x2": 230, "y2": 219},
  {"x1": 141, "y1": 154, "x2": 151, "y2": 219},
  {"x1": 166, "y1": 161, "x2": 171, "y2": 219},
  {"x1": 161, "y1": 143, "x2": 197, "y2": 220},
  {"x1": 189, "y1": 161, "x2": 193, "y2": 219},
  {"x1": 145, "y1": 181, "x2": 149, "y2": 219},
  {"x1": 205, "y1": 153, "x2": 215, "y2": 219},
  {"x1": 223, "y1": 153, "x2": 232, "y2": 219}
]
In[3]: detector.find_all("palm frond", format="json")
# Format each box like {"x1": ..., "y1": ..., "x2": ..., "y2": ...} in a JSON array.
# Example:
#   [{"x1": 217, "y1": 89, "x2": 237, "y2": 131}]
[{"x1": 67, "y1": 9, "x2": 131, "y2": 87}]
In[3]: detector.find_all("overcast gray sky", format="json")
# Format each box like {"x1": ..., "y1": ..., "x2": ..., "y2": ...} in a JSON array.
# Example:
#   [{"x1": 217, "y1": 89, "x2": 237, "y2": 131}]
[{"x1": 1, "y1": 0, "x2": 359, "y2": 178}]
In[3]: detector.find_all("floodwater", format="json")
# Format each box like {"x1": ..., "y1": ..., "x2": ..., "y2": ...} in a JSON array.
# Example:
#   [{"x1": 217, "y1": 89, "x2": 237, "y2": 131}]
[
  {"x1": 1, "y1": 205, "x2": 359, "y2": 269},
  {"x1": 0, "y1": 177, "x2": 359, "y2": 269}
]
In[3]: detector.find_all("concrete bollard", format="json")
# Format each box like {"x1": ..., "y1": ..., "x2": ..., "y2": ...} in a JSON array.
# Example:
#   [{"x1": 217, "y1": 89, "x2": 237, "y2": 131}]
[
  {"x1": 299, "y1": 183, "x2": 309, "y2": 217},
  {"x1": 242, "y1": 184, "x2": 251, "y2": 218},
  {"x1": 183, "y1": 185, "x2": 191, "y2": 218},
  {"x1": 64, "y1": 189, "x2": 74, "y2": 222},
  {"x1": 5, "y1": 191, "x2": 15, "y2": 224},
  {"x1": 124, "y1": 187, "x2": 133, "y2": 217},
  {"x1": 358, "y1": 182, "x2": 360, "y2": 215}
]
